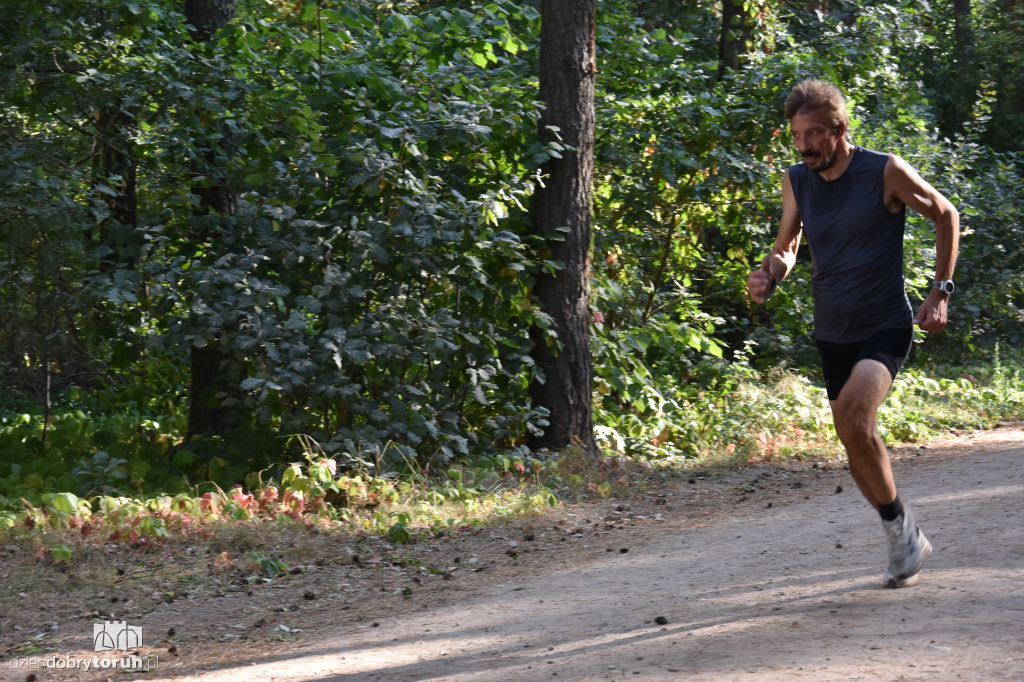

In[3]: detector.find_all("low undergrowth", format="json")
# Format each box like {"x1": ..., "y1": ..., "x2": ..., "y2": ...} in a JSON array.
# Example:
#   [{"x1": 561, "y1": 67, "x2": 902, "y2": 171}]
[
  {"x1": 0, "y1": 444, "x2": 660, "y2": 572},
  {"x1": 1, "y1": 357, "x2": 1022, "y2": 569},
  {"x1": 594, "y1": 352, "x2": 1024, "y2": 466}
]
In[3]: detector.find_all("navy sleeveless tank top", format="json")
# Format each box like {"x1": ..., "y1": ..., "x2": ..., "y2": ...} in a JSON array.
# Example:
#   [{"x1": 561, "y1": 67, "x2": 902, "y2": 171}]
[{"x1": 788, "y1": 146, "x2": 913, "y2": 343}]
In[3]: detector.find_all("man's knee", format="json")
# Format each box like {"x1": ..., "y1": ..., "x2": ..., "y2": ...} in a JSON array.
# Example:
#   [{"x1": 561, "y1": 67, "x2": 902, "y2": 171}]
[
  {"x1": 832, "y1": 400, "x2": 878, "y2": 447},
  {"x1": 831, "y1": 360, "x2": 891, "y2": 443},
  {"x1": 835, "y1": 416, "x2": 873, "y2": 447}
]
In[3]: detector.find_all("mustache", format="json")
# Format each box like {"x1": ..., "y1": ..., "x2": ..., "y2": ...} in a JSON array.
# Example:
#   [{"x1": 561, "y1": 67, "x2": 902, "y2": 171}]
[{"x1": 801, "y1": 151, "x2": 821, "y2": 159}]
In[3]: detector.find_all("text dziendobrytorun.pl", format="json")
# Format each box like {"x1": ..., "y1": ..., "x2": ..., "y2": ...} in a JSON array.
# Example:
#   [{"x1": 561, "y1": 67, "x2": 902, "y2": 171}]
[{"x1": 8, "y1": 654, "x2": 159, "y2": 672}]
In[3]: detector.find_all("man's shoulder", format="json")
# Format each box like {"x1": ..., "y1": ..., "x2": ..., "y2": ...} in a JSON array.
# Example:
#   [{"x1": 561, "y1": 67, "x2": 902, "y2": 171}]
[
  {"x1": 786, "y1": 161, "x2": 807, "y2": 179},
  {"x1": 853, "y1": 146, "x2": 892, "y2": 168}
]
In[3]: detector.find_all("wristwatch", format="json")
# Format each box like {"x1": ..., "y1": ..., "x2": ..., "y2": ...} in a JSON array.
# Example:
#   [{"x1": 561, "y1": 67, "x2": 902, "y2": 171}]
[{"x1": 933, "y1": 280, "x2": 955, "y2": 295}]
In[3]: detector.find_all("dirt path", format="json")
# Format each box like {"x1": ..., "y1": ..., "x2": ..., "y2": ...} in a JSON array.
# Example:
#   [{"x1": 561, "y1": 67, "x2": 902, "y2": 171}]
[{"x1": 5, "y1": 426, "x2": 1024, "y2": 681}]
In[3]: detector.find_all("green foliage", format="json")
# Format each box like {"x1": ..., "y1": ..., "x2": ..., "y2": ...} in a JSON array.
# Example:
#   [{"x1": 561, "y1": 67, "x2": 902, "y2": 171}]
[
  {"x1": 881, "y1": 358, "x2": 1024, "y2": 443},
  {"x1": 914, "y1": 0, "x2": 1024, "y2": 152},
  {"x1": 246, "y1": 551, "x2": 290, "y2": 580},
  {"x1": 70, "y1": 451, "x2": 129, "y2": 496},
  {"x1": 49, "y1": 544, "x2": 75, "y2": 564},
  {"x1": 387, "y1": 512, "x2": 414, "y2": 545},
  {"x1": 933, "y1": 148, "x2": 1024, "y2": 357},
  {"x1": 3, "y1": 0, "x2": 549, "y2": 474},
  {"x1": 146, "y1": 0, "x2": 552, "y2": 465},
  {"x1": 592, "y1": 338, "x2": 833, "y2": 462},
  {"x1": 0, "y1": 390, "x2": 187, "y2": 507}
]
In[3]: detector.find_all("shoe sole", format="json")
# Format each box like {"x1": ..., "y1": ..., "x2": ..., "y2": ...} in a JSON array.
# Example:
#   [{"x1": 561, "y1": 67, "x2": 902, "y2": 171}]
[{"x1": 883, "y1": 536, "x2": 933, "y2": 588}]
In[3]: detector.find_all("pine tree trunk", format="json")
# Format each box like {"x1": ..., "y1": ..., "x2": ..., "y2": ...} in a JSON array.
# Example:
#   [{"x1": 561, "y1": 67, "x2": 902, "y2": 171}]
[{"x1": 528, "y1": 0, "x2": 598, "y2": 453}]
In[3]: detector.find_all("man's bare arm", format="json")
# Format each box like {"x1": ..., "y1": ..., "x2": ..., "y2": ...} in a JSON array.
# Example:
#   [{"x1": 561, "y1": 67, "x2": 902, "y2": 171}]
[
  {"x1": 885, "y1": 155, "x2": 960, "y2": 332},
  {"x1": 748, "y1": 169, "x2": 802, "y2": 304}
]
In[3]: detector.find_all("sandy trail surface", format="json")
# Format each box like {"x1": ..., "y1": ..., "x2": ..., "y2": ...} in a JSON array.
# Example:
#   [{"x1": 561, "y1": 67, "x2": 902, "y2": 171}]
[{"x1": 5, "y1": 427, "x2": 1023, "y2": 681}]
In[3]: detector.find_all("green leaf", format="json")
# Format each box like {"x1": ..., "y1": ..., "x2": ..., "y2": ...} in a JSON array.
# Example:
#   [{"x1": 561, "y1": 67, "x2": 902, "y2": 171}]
[
  {"x1": 50, "y1": 545, "x2": 74, "y2": 564},
  {"x1": 48, "y1": 492, "x2": 81, "y2": 515}
]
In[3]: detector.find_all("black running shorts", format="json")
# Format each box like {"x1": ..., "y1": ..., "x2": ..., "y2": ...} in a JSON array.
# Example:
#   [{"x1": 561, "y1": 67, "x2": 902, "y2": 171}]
[{"x1": 815, "y1": 327, "x2": 914, "y2": 401}]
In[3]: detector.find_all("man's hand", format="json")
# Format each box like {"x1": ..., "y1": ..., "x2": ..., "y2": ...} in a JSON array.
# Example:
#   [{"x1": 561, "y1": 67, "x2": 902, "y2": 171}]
[
  {"x1": 914, "y1": 289, "x2": 949, "y2": 333},
  {"x1": 747, "y1": 266, "x2": 775, "y2": 305}
]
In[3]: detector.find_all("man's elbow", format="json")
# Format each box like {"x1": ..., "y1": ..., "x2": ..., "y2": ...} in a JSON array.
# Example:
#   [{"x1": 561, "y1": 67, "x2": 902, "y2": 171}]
[{"x1": 937, "y1": 198, "x2": 959, "y2": 231}]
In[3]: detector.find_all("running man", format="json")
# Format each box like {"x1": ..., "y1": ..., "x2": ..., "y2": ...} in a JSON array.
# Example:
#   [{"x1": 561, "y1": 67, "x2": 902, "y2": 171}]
[{"x1": 748, "y1": 78, "x2": 959, "y2": 587}]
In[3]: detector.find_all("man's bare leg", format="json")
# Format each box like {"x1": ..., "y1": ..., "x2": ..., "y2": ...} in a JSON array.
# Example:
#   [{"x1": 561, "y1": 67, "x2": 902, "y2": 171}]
[
  {"x1": 829, "y1": 358, "x2": 931, "y2": 586},
  {"x1": 829, "y1": 359, "x2": 897, "y2": 509}
]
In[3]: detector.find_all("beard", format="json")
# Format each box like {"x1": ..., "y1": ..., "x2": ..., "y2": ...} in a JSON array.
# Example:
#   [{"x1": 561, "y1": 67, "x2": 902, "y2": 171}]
[{"x1": 803, "y1": 150, "x2": 836, "y2": 174}]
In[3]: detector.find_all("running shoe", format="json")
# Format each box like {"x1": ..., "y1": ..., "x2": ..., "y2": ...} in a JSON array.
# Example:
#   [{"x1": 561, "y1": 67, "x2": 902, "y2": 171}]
[{"x1": 881, "y1": 508, "x2": 932, "y2": 588}]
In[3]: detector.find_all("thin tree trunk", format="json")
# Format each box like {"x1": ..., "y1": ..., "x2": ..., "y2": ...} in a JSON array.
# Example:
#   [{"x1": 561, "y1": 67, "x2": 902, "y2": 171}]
[
  {"x1": 92, "y1": 103, "x2": 137, "y2": 271},
  {"x1": 718, "y1": 2, "x2": 776, "y2": 78},
  {"x1": 184, "y1": 0, "x2": 236, "y2": 41},
  {"x1": 954, "y1": 0, "x2": 973, "y2": 51},
  {"x1": 183, "y1": 0, "x2": 246, "y2": 439},
  {"x1": 939, "y1": 0, "x2": 975, "y2": 139},
  {"x1": 528, "y1": 0, "x2": 598, "y2": 453},
  {"x1": 718, "y1": 0, "x2": 753, "y2": 76}
]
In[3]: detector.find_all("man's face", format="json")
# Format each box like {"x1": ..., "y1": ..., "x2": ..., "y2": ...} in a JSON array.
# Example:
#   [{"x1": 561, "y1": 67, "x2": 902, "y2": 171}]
[{"x1": 789, "y1": 108, "x2": 842, "y2": 173}]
